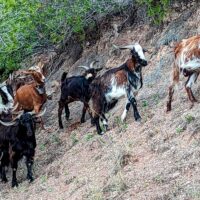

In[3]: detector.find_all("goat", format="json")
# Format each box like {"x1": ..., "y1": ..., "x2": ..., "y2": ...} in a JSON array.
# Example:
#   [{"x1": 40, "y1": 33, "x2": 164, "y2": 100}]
[
  {"x1": 89, "y1": 43, "x2": 148, "y2": 135},
  {"x1": 167, "y1": 35, "x2": 200, "y2": 111},
  {"x1": 7, "y1": 61, "x2": 46, "y2": 93},
  {"x1": 13, "y1": 71, "x2": 47, "y2": 128},
  {"x1": 0, "y1": 81, "x2": 14, "y2": 115},
  {"x1": 14, "y1": 69, "x2": 47, "y2": 111},
  {"x1": 0, "y1": 109, "x2": 45, "y2": 187},
  {"x1": 58, "y1": 61, "x2": 102, "y2": 129}
]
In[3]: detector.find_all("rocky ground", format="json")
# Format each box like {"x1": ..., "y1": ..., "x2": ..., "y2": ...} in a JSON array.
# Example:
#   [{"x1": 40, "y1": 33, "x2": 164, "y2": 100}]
[{"x1": 0, "y1": 3, "x2": 200, "y2": 200}]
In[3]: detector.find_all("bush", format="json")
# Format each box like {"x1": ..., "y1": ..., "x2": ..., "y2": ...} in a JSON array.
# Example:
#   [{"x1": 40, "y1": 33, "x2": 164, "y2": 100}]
[
  {"x1": 0, "y1": 0, "x2": 127, "y2": 79},
  {"x1": 137, "y1": 0, "x2": 170, "y2": 24}
]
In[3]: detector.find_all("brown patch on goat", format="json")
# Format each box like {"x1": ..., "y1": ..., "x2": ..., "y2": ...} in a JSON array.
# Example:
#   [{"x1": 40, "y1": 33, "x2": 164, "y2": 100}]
[
  {"x1": 14, "y1": 83, "x2": 47, "y2": 112},
  {"x1": 115, "y1": 71, "x2": 127, "y2": 85},
  {"x1": 126, "y1": 58, "x2": 136, "y2": 71}
]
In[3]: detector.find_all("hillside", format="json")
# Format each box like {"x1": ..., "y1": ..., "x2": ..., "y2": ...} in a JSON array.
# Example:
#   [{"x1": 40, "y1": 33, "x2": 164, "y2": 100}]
[{"x1": 1, "y1": 2, "x2": 200, "y2": 200}]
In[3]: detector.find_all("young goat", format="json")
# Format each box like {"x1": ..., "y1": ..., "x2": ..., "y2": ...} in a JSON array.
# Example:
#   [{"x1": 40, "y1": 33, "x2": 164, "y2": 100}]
[
  {"x1": 89, "y1": 43, "x2": 148, "y2": 135},
  {"x1": 167, "y1": 35, "x2": 200, "y2": 111},
  {"x1": 0, "y1": 109, "x2": 45, "y2": 187},
  {"x1": 58, "y1": 61, "x2": 102, "y2": 129}
]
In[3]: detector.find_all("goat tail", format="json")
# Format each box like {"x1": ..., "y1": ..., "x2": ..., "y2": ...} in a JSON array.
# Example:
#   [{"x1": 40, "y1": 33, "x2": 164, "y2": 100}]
[{"x1": 61, "y1": 72, "x2": 68, "y2": 83}]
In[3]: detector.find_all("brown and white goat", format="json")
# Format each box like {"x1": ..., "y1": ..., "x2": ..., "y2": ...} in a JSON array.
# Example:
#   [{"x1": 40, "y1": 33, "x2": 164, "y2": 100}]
[
  {"x1": 167, "y1": 35, "x2": 200, "y2": 111},
  {"x1": 13, "y1": 71, "x2": 47, "y2": 128},
  {"x1": 89, "y1": 43, "x2": 148, "y2": 135},
  {"x1": 7, "y1": 61, "x2": 46, "y2": 92}
]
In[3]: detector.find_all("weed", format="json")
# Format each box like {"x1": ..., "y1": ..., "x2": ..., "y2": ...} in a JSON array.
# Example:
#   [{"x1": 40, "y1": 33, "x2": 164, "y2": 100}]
[
  {"x1": 114, "y1": 116, "x2": 128, "y2": 133},
  {"x1": 39, "y1": 144, "x2": 46, "y2": 151},
  {"x1": 142, "y1": 100, "x2": 148, "y2": 107},
  {"x1": 70, "y1": 132, "x2": 79, "y2": 146},
  {"x1": 153, "y1": 93, "x2": 160, "y2": 105},
  {"x1": 85, "y1": 133, "x2": 95, "y2": 141},
  {"x1": 185, "y1": 114, "x2": 195, "y2": 124},
  {"x1": 176, "y1": 127, "x2": 184, "y2": 134},
  {"x1": 153, "y1": 175, "x2": 165, "y2": 184},
  {"x1": 40, "y1": 175, "x2": 48, "y2": 184},
  {"x1": 51, "y1": 134, "x2": 61, "y2": 144}
]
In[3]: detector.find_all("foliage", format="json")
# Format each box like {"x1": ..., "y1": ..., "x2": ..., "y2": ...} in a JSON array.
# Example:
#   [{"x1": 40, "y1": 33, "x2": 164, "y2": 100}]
[
  {"x1": 137, "y1": 0, "x2": 170, "y2": 24},
  {"x1": 0, "y1": 0, "x2": 125, "y2": 79}
]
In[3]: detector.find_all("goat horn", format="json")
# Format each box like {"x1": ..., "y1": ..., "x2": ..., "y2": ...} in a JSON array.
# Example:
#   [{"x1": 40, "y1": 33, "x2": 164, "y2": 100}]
[
  {"x1": 78, "y1": 66, "x2": 90, "y2": 70},
  {"x1": 11, "y1": 102, "x2": 19, "y2": 112},
  {"x1": 112, "y1": 44, "x2": 134, "y2": 50},
  {"x1": 35, "y1": 107, "x2": 46, "y2": 118},
  {"x1": 0, "y1": 120, "x2": 17, "y2": 126},
  {"x1": 118, "y1": 45, "x2": 135, "y2": 50},
  {"x1": 89, "y1": 61, "x2": 99, "y2": 68}
]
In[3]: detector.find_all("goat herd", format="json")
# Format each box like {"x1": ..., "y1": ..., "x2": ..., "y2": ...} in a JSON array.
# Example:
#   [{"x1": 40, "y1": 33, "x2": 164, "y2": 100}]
[{"x1": 0, "y1": 35, "x2": 199, "y2": 187}]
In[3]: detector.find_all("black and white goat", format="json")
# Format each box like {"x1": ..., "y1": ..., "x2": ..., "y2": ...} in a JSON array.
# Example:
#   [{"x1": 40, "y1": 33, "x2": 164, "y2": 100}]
[
  {"x1": 58, "y1": 61, "x2": 102, "y2": 129},
  {"x1": 89, "y1": 43, "x2": 148, "y2": 135},
  {"x1": 0, "y1": 82, "x2": 14, "y2": 115},
  {"x1": 0, "y1": 109, "x2": 45, "y2": 187}
]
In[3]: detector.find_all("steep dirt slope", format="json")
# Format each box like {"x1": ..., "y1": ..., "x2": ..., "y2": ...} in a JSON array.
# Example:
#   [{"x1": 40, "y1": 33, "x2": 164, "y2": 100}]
[{"x1": 1, "y1": 4, "x2": 200, "y2": 200}]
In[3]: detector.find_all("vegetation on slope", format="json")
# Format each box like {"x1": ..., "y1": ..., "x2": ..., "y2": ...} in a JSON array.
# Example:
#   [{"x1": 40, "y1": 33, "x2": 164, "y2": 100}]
[{"x1": 0, "y1": 0, "x2": 171, "y2": 79}]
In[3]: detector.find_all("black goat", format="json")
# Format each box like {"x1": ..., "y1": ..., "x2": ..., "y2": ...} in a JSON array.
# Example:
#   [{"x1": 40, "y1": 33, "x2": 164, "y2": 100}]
[
  {"x1": 0, "y1": 109, "x2": 45, "y2": 187},
  {"x1": 89, "y1": 43, "x2": 148, "y2": 135},
  {"x1": 58, "y1": 62, "x2": 102, "y2": 129}
]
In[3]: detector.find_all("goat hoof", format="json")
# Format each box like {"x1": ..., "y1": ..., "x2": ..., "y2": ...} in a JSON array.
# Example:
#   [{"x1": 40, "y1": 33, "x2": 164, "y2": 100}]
[
  {"x1": 27, "y1": 177, "x2": 34, "y2": 183},
  {"x1": 98, "y1": 131, "x2": 104, "y2": 135},
  {"x1": 189, "y1": 103, "x2": 195, "y2": 109},
  {"x1": 1, "y1": 178, "x2": 8, "y2": 183},
  {"x1": 12, "y1": 181, "x2": 18, "y2": 188},
  {"x1": 81, "y1": 119, "x2": 85, "y2": 123},
  {"x1": 135, "y1": 117, "x2": 141, "y2": 122},
  {"x1": 59, "y1": 124, "x2": 64, "y2": 129}
]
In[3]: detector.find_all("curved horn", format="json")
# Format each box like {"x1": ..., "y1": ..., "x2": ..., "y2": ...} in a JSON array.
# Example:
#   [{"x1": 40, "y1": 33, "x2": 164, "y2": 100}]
[
  {"x1": 118, "y1": 45, "x2": 135, "y2": 50},
  {"x1": 77, "y1": 66, "x2": 90, "y2": 70},
  {"x1": 0, "y1": 119, "x2": 17, "y2": 126},
  {"x1": 11, "y1": 102, "x2": 19, "y2": 112},
  {"x1": 11, "y1": 110, "x2": 24, "y2": 118},
  {"x1": 35, "y1": 107, "x2": 46, "y2": 117},
  {"x1": 89, "y1": 61, "x2": 96, "y2": 68},
  {"x1": 112, "y1": 44, "x2": 135, "y2": 50}
]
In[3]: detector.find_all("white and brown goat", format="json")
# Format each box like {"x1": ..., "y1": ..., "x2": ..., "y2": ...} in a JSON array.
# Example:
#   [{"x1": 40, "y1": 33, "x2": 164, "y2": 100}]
[
  {"x1": 89, "y1": 43, "x2": 148, "y2": 135},
  {"x1": 167, "y1": 35, "x2": 200, "y2": 111}
]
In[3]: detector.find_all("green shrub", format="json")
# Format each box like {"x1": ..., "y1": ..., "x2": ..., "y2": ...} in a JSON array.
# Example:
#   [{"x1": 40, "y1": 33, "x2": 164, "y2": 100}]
[
  {"x1": 0, "y1": 0, "x2": 126, "y2": 79},
  {"x1": 137, "y1": 0, "x2": 170, "y2": 24}
]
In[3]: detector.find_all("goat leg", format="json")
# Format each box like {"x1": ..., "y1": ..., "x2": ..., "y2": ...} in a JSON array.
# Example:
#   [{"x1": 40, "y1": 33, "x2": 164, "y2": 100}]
[
  {"x1": 185, "y1": 73, "x2": 199, "y2": 108},
  {"x1": 130, "y1": 97, "x2": 141, "y2": 121},
  {"x1": 121, "y1": 101, "x2": 131, "y2": 122},
  {"x1": 64, "y1": 103, "x2": 70, "y2": 121},
  {"x1": 166, "y1": 85, "x2": 175, "y2": 112},
  {"x1": 58, "y1": 101, "x2": 64, "y2": 129},
  {"x1": 10, "y1": 153, "x2": 19, "y2": 187},
  {"x1": 80, "y1": 104, "x2": 87, "y2": 123},
  {"x1": 94, "y1": 116, "x2": 104, "y2": 135},
  {"x1": 0, "y1": 152, "x2": 8, "y2": 183},
  {"x1": 26, "y1": 157, "x2": 34, "y2": 183},
  {"x1": 1, "y1": 166, "x2": 7, "y2": 183}
]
